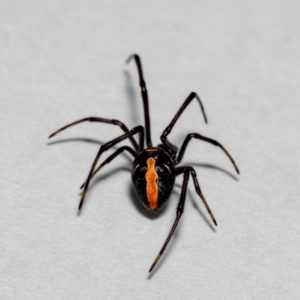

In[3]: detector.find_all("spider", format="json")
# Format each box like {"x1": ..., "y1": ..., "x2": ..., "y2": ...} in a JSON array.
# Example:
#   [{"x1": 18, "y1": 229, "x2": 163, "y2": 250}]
[{"x1": 49, "y1": 54, "x2": 239, "y2": 273}]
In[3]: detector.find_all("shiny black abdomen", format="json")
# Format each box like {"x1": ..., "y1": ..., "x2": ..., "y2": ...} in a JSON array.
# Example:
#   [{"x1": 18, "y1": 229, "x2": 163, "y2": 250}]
[{"x1": 132, "y1": 147, "x2": 175, "y2": 211}]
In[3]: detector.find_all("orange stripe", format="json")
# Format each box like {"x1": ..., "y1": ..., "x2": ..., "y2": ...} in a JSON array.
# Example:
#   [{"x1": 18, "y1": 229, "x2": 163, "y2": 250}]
[{"x1": 146, "y1": 158, "x2": 158, "y2": 209}]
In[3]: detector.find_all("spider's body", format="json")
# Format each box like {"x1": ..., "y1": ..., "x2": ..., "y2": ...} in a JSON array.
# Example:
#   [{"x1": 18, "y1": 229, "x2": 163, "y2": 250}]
[
  {"x1": 49, "y1": 54, "x2": 239, "y2": 273},
  {"x1": 132, "y1": 147, "x2": 175, "y2": 211}
]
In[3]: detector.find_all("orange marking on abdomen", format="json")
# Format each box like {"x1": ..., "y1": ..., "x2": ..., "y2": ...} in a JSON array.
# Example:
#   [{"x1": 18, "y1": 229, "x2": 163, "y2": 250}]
[{"x1": 146, "y1": 157, "x2": 158, "y2": 209}]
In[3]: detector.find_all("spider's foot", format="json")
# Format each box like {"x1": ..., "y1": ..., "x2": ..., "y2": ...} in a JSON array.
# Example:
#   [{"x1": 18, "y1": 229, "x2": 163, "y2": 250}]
[
  {"x1": 78, "y1": 191, "x2": 87, "y2": 210},
  {"x1": 210, "y1": 212, "x2": 217, "y2": 226},
  {"x1": 149, "y1": 253, "x2": 162, "y2": 273}
]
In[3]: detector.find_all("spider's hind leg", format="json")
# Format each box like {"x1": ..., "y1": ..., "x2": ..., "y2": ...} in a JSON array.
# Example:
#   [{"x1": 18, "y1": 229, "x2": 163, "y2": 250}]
[
  {"x1": 149, "y1": 167, "x2": 190, "y2": 273},
  {"x1": 148, "y1": 164, "x2": 217, "y2": 273},
  {"x1": 175, "y1": 133, "x2": 239, "y2": 174},
  {"x1": 176, "y1": 166, "x2": 217, "y2": 226},
  {"x1": 80, "y1": 146, "x2": 137, "y2": 189}
]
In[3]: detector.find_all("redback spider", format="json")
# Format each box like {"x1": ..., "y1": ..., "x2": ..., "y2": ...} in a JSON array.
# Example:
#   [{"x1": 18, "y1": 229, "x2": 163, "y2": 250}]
[{"x1": 49, "y1": 54, "x2": 239, "y2": 273}]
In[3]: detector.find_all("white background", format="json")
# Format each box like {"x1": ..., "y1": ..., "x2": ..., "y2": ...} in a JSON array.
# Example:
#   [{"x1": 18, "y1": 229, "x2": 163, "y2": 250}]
[{"x1": 1, "y1": 1, "x2": 299, "y2": 299}]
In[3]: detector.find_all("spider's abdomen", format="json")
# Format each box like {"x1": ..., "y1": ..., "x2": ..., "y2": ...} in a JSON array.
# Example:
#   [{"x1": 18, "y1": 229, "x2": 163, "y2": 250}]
[{"x1": 132, "y1": 147, "x2": 175, "y2": 211}]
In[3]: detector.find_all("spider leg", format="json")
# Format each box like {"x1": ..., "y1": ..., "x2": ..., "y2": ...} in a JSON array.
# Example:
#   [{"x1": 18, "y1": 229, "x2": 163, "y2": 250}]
[
  {"x1": 80, "y1": 146, "x2": 137, "y2": 189},
  {"x1": 176, "y1": 166, "x2": 217, "y2": 226},
  {"x1": 175, "y1": 133, "x2": 239, "y2": 174},
  {"x1": 160, "y1": 92, "x2": 207, "y2": 156},
  {"x1": 149, "y1": 168, "x2": 190, "y2": 273},
  {"x1": 79, "y1": 125, "x2": 144, "y2": 210},
  {"x1": 126, "y1": 54, "x2": 152, "y2": 147},
  {"x1": 48, "y1": 117, "x2": 139, "y2": 151}
]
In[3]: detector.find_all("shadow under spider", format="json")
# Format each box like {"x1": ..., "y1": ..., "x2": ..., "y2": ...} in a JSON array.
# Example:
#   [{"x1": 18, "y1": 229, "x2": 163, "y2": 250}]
[
  {"x1": 47, "y1": 137, "x2": 106, "y2": 146},
  {"x1": 184, "y1": 161, "x2": 239, "y2": 181}
]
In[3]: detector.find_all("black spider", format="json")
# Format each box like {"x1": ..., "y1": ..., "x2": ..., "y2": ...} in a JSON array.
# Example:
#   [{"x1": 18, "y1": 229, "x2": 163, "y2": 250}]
[{"x1": 49, "y1": 54, "x2": 239, "y2": 273}]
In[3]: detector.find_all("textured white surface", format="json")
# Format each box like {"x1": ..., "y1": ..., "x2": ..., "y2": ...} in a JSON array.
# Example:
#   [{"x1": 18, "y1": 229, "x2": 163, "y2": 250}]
[{"x1": 1, "y1": 1, "x2": 300, "y2": 299}]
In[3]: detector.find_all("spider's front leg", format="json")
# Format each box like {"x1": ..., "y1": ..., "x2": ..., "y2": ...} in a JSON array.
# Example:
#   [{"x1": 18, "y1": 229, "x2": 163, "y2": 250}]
[
  {"x1": 127, "y1": 54, "x2": 152, "y2": 148},
  {"x1": 160, "y1": 92, "x2": 207, "y2": 158},
  {"x1": 79, "y1": 125, "x2": 144, "y2": 210}
]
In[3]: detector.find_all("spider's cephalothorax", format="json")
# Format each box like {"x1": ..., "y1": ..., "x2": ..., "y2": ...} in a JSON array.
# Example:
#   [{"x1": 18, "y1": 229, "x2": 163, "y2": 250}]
[
  {"x1": 49, "y1": 54, "x2": 239, "y2": 273},
  {"x1": 132, "y1": 147, "x2": 175, "y2": 211}
]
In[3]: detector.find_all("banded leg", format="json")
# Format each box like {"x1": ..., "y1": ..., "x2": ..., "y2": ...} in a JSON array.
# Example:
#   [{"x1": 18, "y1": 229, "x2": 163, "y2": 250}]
[
  {"x1": 80, "y1": 146, "x2": 137, "y2": 189},
  {"x1": 149, "y1": 168, "x2": 190, "y2": 273},
  {"x1": 79, "y1": 126, "x2": 144, "y2": 210},
  {"x1": 160, "y1": 92, "x2": 207, "y2": 156},
  {"x1": 176, "y1": 166, "x2": 217, "y2": 226},
  {"x1": 175, "y1": 133, "x2": 239, "y2": 174},
  {"x1": 48, "y1": 117, "x2": 139, "y2": 151},
  {"x1": 127, "y1": 54, "x2": 152, "y2": 147}
]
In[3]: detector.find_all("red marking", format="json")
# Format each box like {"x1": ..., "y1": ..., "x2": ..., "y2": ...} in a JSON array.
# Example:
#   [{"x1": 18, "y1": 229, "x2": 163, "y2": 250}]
[{"x1": 146, "y1": 157, "x2": 158, "y2": 209}]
